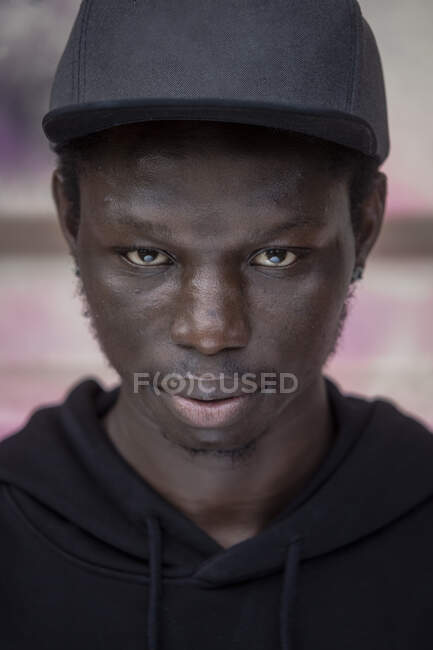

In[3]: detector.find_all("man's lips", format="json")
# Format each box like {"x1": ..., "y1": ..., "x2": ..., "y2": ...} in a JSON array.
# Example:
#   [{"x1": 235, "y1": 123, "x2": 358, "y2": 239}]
[
  {"x1": 159, "y1": 387, "x2": 256, "y2": 401},
  {"x1": 155, "y1": 379, "x2": 258, "y2": 402},
  {"x1": 159, "y1": 391, "x2": 255, "y2": 427}
]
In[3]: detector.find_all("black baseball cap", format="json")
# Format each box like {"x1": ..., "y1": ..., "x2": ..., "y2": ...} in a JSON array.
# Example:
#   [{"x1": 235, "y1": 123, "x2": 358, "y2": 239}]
[{"x1": 42, "y1": 0, "x2": 390, "y2": 163}]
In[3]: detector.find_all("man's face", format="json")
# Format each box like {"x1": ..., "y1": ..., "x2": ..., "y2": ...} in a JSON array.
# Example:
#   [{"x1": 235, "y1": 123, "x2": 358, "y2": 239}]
[{"x1": 62, "y1": 122, "x2": 360, "y2": 452}]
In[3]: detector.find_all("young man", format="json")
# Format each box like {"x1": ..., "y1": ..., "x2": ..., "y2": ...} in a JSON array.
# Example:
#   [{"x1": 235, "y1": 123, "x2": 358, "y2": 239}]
[{"x1": 1, "y1": 2, "x2": 432, "y2": 649}]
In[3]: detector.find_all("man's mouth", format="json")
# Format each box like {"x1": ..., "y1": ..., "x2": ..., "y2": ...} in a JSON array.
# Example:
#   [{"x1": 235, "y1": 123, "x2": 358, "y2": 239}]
[{"x1": 159, "y1": 391, "x2": 254, "y2": 427}]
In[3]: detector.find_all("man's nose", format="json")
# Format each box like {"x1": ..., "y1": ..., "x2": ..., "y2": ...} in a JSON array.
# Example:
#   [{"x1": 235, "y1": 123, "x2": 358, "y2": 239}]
[{"x1": 170, "y1": 265, "x2": 250, "y2": 355}]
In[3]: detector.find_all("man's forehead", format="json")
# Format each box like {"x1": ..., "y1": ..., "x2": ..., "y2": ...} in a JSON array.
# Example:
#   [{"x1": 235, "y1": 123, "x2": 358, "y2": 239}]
[{"x1": 90, "y1": 154, "x2": 329, "y2": 216}]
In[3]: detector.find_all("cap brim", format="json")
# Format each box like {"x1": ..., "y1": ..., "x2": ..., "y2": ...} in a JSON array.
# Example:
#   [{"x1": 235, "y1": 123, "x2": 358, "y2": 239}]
[{"x1": 43, "y1": 98, "x2": 381, "y2": 161}]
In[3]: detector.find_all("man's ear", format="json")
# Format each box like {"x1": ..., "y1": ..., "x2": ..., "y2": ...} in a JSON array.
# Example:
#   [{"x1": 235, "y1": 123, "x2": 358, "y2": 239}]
[
  {"x1": 52, "y1": 169, "x2": 79, "y2": 257},
  {"x1": 354, "y1": 171, "x2": 387, "y2": 267}
]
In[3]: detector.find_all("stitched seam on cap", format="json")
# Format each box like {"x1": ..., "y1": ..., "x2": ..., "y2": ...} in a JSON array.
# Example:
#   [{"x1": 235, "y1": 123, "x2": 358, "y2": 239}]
[
  {"x1": 82, "y1": 0, "x2": 96, "y2": 104},
  {"x1": 76, "y1": 0, "x2": 89, "y2": 103},
  {"x1": 76, "y1": 1, "x2": 86, "y2": 103},
  {"x1": 71, "y1": 23, "x2": 75, "y2": 103},
  {"x1": 77, "y1": 0, "x2": 94, "y2": 104},
  {"x1": 71, "y1": 1, "x2": 87, "y2": 105},
  {"x1": 346, "y1": 0, "x2": 361, "y2": 114},
  {"x1": 346, "y1": 1, "x2": 374, "y2": 153}
]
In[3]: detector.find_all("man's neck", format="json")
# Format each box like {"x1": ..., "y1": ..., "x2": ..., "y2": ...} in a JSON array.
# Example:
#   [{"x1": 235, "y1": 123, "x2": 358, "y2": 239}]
[{"x1": 102, "y1": 374, "x2": 336, "y2": 549}]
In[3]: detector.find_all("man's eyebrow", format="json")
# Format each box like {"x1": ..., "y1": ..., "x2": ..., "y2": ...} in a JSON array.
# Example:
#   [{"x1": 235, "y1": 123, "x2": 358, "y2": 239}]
[
  {"x1": 102, "y1": 213, "x2": 172, "y2": 237},
  {"x1": 102, "y1": 212, "x2": 327, "y2": 239},
  {"x1": 252, "y1": 213, "x2": 328, "y2": 240},
  {"x1": 105, "y1": 209, "x2": 325, "y2": 225}
]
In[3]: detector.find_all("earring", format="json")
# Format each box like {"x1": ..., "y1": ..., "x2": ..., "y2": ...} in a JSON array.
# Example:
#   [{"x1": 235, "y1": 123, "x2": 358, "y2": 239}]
[{"x1": 351, "y1": 265, "x2": 364, "y2": 283}]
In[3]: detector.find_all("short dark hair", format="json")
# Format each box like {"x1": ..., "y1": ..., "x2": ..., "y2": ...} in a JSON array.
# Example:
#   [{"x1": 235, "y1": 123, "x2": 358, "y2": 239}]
[{"x1": 53, "y1": 123, "x2": 380, "y2": 246}]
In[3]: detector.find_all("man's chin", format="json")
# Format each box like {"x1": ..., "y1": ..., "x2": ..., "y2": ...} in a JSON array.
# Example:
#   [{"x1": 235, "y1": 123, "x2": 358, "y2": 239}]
[{"x1": 167, "y1": 429, "x2": 258, "y2": 464}]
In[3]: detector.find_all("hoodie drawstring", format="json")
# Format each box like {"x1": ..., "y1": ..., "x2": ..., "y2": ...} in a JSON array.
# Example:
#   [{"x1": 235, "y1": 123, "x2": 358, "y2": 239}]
[
  {"x1": 146, "y1": 516, "x2": 162, "y2": 650},
  {"x1": 280, "y1": 535, "x2": 302, "y2": 650},
  {"x1": 145, "y1": 517, "x2": 301, "y2": 650}
]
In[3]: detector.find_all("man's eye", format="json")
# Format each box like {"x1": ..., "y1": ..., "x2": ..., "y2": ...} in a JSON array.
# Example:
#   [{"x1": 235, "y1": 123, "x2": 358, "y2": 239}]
[
  {"x1": 123, "y1": 248, "x2": 172, "y2": 266},
  {"x1": 250, "y1": 248, "x2": 298, "y2": 268}
]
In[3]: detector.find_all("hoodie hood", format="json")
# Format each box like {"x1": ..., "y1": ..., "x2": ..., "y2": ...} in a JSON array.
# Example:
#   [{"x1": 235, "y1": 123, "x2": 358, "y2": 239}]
[{"x1": 1, "y1": 375, "x2": 433, "y2": 649}]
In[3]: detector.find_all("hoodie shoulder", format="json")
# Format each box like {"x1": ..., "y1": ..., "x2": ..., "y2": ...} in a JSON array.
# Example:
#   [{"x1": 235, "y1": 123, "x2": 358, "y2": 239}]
[
  {"x1": 336, "y1": 384, "x2": 433, "y2": 517},
  {"x1": 327, "y1": 377, "x2": 433, "y2": 457},
  {"x1": 357, "y1": 390, "x2": 433, "y2": 458},
  {"x1": 295, "y1": 382, "x2": 433, "y2": 558},
  {"x1": 0, "y1": 378, "x2": 113, "y2": 503}
]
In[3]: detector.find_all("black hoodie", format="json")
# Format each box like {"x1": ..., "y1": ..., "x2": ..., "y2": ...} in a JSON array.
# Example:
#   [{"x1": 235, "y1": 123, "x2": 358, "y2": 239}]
[{"x1": 0, "y1": 375, "x2": 432, "y2": 650}]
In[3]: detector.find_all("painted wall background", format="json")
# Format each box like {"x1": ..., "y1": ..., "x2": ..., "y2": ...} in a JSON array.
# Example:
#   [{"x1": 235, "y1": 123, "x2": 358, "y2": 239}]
[{"x1": 0, "y1": 0, "x2": 432, "y2": 437}]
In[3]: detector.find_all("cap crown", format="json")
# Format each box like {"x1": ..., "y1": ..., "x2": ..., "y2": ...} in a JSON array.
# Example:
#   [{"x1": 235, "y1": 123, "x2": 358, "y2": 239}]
[{"x1": 44, "y1": 0, "x2": 389, "y2": 162}]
